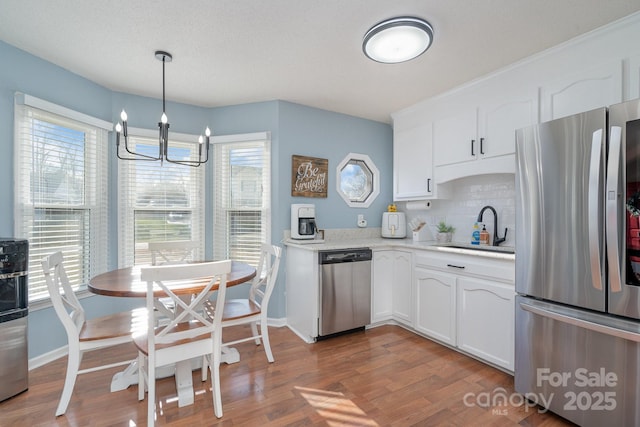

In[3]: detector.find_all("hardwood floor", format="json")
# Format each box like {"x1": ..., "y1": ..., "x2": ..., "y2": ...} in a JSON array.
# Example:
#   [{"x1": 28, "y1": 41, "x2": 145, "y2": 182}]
[{"x1": 1, "y1": 325, "x2": 575, "y2": 426}]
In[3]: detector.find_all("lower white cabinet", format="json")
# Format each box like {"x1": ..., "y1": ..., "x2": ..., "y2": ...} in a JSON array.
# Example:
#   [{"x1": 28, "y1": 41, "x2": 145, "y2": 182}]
[
  {"x1": 372, "y1": 250, "x2": 413, "y2": 326},
  {"x1": 415, "y1": 268, "x2": 456, "y2": 346},
  {"x1": 391, "y1": 250, "x2": 413, "y2": 326},
  {"x1": 372, "y1": 250, "x2": 394, "y2": 323},
  {"x1": 413, "y1": 251, "x2": 515, "y2": 372},
  {"x1": 457, "y1": 277, "x2": 515, "y2": 372}
]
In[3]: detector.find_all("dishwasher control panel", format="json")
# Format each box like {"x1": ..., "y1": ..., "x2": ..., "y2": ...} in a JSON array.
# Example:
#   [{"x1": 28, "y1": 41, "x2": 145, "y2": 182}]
[{"x1": 319, "y1": 248, "x2": 372, "y2": 264}]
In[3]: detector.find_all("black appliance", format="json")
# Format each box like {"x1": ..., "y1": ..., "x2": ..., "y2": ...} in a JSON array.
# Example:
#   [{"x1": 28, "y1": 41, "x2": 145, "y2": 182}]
[{"x1": 0, "y1": 238, "x2": 28, "y2": 401}]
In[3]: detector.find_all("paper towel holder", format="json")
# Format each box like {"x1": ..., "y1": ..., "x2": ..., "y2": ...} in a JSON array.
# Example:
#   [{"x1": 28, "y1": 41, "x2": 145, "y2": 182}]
[{"x1": 406, "y1": 200, "x2": 432, "y2": 211}]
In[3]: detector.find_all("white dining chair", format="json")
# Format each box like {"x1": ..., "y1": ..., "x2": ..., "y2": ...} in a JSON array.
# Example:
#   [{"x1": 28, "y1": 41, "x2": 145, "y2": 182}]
[
  {"x1": 204, "y1": 244, "x2": 282, "y2": 364},
  {"x1": 42, "y1": 251, "x2": 147, "y2": 417},
  {"x1": 148, "y1": 240, "x2": 200, "y2": 266},
  {"x1": 134, "y1": 259, "x2": 231, "y2": 425}
]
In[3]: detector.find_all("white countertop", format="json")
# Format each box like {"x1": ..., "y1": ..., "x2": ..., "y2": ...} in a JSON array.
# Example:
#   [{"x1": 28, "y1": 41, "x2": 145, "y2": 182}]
[{"x1": 282, "y1": 229, "x2": 515, "y2": 261}]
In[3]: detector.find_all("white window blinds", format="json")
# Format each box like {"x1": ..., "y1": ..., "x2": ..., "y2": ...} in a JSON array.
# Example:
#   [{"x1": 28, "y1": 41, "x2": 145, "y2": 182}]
[
  {"x1": 213, "y1": 132, "x2": 271, "y2": 266},
  {"x1": 14, "y1": 94, "x2": 109, "y2": 302},
  {"x1": 118, "y1": 131, "x2": 205, "y2": 267}
]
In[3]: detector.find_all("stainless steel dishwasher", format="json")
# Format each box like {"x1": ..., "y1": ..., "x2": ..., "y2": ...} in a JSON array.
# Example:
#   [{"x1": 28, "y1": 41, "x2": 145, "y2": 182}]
[{"x1": 318, "y1": 248, "x2": 372, "y2": 338}]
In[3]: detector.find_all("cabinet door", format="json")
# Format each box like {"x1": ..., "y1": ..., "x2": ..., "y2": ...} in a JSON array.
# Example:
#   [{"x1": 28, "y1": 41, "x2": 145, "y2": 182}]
[
  {"x1": 392, "y1": 251, "x2": 413, "y2": 326},
  {"x1": 371, "y1": 251, "x2": 393, "y2": 322},
  {"x1": 415, "y1": 267, "x2": 456, "y2": 346},
  {"x1": 540, "y1": 60, "x2": 623, "y2": 122},
  {"x1": 393, "y1": 122, "x2": 434, "y2": 200},
  {"x1": 457, "y1": 277, "x2": 515, "y2": 371},
  {"x1": 433, "y1": 109, "x2": 477, "y2": 167},
  {"x1": 478, "y1": 91, "x2": 538, "y2": 159}
]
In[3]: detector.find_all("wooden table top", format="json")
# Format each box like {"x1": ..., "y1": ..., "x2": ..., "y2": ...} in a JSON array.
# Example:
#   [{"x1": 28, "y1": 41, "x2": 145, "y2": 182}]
[{"x1": 88, "y1": 260, "x2": 256, "y2": 298}]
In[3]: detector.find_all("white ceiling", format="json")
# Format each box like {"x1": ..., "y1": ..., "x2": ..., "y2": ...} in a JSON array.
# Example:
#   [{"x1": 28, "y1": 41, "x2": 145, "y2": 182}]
[{"x1": 1, "y1": 0, "x2": 640, "y2": 124}]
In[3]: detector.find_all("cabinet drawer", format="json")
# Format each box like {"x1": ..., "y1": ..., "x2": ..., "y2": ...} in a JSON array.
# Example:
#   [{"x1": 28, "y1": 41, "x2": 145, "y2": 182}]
[{"x1": 414, "y1": 251, "x2": 514, "y2": 283}]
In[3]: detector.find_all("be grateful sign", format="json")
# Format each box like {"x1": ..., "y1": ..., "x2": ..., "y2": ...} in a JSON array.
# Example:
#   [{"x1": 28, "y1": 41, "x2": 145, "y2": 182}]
[{"x1": 291, "y1": 155, "x2": 328, "y2": 198}]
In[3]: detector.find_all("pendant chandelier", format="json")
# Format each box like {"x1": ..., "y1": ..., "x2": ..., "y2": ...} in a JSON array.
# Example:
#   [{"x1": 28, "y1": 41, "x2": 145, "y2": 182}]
[{"x1": 114, "y1": 51, "x2": 211, "y2": 167}]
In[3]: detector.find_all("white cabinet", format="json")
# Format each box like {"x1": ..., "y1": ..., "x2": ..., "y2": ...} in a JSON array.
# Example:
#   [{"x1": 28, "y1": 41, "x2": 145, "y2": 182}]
[
  {"x1": 285, "y1": 246, "x2": 319, "y2": 343},
  {"x1": 478, "y1": 93, "x2": 538, "y2": 160},
  {"x1": 393, "y1": 122, "x2": 434, "y2": 200},
  {"x1": 371, "y1": 250, "x2": 393, "y2": 323},
  {"x1": 457, "y1": 277, "x2": 515, "y2": 372},
  {"x1": 413, "y1": 250, "x2": 515, "y2": 371},
  {"x1": 372, "y1": 250, "x2": 412, "y2": 326},
  {"x1": 432, "y1": 91, "x2": 537, "y2": 183},
  {"x1": 391, "y1": 250, "x2": 413, "y2": 325},
  {"x1": 392, "y1": 112, "x2": 450, "y2": 201},
  {"x1": 433, "y1": 109, "x2": 477, "y2": 167},
  {"x1": 415, "y1": 267, "x2": 456, "y2": 346},
  {"x1": 540, "y1": 60, "x2": 623, "y2": 122}
]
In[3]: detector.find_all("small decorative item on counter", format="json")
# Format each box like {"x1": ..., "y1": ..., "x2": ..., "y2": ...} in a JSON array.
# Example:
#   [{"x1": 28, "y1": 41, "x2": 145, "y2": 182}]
[
  {"x1": 436, "y1": 221, "x2": 455, "y2": 243},
  {"x1": 479, "y1": 224, "x2": 490, "y2": 245},
  {"x1": 471, "y1": 222, "x2": 480, "y2": 245},
  {"x1": 387, "y1": 203, "x2": 397, "y2": 212}
]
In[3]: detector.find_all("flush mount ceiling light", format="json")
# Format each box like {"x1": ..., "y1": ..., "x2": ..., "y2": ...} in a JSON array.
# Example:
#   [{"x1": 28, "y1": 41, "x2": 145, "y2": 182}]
[
  {"x1": 362, "y1": 16, "x2": 433, "y2": 64},
  {"x1": 114, "y1": 51, "x2": 211, "y2": 167}
]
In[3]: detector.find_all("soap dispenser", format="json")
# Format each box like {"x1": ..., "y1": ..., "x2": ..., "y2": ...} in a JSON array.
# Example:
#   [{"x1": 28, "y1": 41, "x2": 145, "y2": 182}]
[
  {"x1": 471, "y1": 222, "x2": 480, "y2": 245},
  {"x1": 480, "y1": 224, "x2": 490, "y2": 246}
]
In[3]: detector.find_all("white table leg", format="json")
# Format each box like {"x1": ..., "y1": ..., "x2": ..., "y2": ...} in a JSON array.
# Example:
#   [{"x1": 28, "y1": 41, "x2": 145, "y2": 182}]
[
  {"x1": 175, "y1": 360, "x2": 195, "y2": 407},
  {"x1": 221, "y1": 346, "x2": 240, "y2": 364}
]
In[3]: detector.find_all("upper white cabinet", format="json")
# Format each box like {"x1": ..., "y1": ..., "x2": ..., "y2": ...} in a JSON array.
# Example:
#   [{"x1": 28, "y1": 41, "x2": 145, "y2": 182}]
[
  {"x1": 393, "y1": 121, "x2": 434, "y2": 200},
  {"x1": 392, "y1": 110, "x2": 450, "y2": 201},
  {"x1": 433, "y1": 90, "x2": 538, "y2": 183},
  {"x1": 432, "y1": 108, "x2": 477, "y2": 167},
  {"x1": 540, "y1": 60, "x2": 623, "y2": 122},
  {"x1": 478, "y1": 92, "x2": 538, "y2": 160}
]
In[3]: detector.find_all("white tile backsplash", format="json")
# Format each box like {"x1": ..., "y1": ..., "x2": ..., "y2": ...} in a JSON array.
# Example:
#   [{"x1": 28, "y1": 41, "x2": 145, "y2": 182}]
[{"x1": 399, "y1": 174, "x2": 515, "y2": 246}]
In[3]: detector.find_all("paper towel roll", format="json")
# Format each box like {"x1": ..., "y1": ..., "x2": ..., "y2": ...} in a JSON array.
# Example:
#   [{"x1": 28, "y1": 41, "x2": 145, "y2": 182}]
[{"x1": 405, "y1": 200, "x2": 432, "y2": 211}]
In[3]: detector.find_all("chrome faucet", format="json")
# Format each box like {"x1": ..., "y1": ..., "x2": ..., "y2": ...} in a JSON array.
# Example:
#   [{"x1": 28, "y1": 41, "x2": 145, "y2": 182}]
[{"x1": 477, "y1": 205, "x2": 507, "y2": 246}]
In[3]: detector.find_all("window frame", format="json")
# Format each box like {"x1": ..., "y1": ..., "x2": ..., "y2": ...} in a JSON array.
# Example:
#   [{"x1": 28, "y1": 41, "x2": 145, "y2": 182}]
[
  {"x1": 13, "y1": 93, "x2": 111, "y2": 305},
  {"x1": 212, "y1": 132, "x2": 271, "y2": 267},
  {"x1": 117, "y1": 127, "x2": 206, "y2": 267}
]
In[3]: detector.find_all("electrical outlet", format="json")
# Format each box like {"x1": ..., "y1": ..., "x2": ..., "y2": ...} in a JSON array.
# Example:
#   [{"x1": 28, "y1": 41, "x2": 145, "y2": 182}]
[{"x1": 357, "y1": 214, "x2": 367, "y2": 228}]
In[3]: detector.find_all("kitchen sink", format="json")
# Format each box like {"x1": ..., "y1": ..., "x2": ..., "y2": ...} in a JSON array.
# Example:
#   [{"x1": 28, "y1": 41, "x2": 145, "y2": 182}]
[{"x1": 437, "y1": 243, "x2": 515, "y2": 255}]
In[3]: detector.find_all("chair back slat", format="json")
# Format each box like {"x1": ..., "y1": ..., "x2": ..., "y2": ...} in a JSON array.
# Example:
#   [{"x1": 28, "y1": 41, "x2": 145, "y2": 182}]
[
  {"x1": 42, "y1": 251, "x2": 86, "y2": 338},
  {"x1": 149, "y1": 240, "x2": 200, "y2": 265},
  {"x1": 141, "y1": 260, "x2": 231, "y2": 348},
  {"x1": 249, "y1": 244, "x2": 282, "y2": 310}
]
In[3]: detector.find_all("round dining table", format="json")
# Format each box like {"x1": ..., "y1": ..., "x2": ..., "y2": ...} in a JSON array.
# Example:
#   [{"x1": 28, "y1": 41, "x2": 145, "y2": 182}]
[
  {"x1": 89, "y1": 260, "x2": 256, "y2": 297},
  {"x1": 88, "y1": 260, "x2": 256, "y2": 408}
]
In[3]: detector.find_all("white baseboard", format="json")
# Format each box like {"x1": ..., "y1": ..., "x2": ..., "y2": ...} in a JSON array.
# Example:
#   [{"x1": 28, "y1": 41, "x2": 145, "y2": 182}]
[{"x1": 29, "y1": 345, "x2": 68, "y2": 371}]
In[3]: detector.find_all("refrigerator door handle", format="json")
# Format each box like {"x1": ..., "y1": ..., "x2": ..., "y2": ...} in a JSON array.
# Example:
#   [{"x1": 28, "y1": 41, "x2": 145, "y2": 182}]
[
  {"x1": 606, "y1": 125, "x2": 623, "y2": 293},
  {"x1": 588, "y1": 129, "x2": 603, "y2": 291},
  {"x1": 519, "y1": 300, "x2": 640, "y2": 343}
]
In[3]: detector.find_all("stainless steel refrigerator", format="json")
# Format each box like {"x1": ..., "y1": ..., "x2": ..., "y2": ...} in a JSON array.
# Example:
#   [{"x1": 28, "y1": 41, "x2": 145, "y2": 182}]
[{"x1": 515, "y1": 99, "x2": 640, "y2": 426}]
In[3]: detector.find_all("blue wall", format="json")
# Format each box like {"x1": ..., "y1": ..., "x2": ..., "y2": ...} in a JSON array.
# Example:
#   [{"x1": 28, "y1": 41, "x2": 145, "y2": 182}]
[{"x1": 0, "y1": 41, "x2": 392, "y2": 360}]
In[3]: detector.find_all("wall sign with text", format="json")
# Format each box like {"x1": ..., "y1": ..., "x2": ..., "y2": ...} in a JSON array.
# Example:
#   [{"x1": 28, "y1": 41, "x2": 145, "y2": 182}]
[{"x1": 291, "y1": 155, "x2": 328, "y2": 198}]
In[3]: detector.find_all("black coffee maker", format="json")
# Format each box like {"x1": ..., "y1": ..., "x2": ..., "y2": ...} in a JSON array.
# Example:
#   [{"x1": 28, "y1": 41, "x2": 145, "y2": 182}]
[{"x1": 291, "y1": 204, "x2": 317, "y2": 239}]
